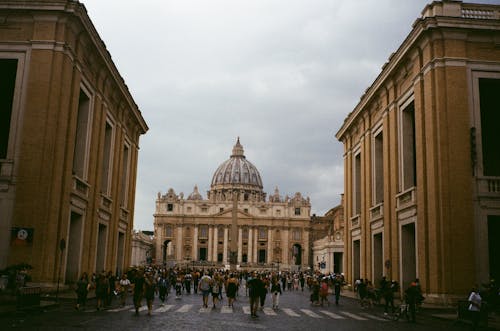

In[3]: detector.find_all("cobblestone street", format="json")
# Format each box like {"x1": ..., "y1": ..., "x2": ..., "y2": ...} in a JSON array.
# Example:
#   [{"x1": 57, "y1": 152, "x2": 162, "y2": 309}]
[{"x1": 0, "y1": 288, "x2": 485, "y2": 331}]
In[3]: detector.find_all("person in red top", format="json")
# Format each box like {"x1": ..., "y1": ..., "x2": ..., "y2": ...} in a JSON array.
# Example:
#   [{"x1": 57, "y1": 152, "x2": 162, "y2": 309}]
[{"x1": 319, "y1": 279, "x2": 330, "y2": 306}]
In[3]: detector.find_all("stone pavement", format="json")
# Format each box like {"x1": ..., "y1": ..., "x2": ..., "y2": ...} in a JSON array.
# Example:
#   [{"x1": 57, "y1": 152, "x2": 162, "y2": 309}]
[
  {"x1": 340, "y1": 289, "x2": 500, "y2": 330},
  {"x1": 1, "y1": 287, "x2": 499, "y2": 329}
]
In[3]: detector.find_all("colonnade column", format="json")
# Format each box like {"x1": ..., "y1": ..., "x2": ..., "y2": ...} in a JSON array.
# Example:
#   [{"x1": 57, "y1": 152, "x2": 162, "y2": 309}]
[
  {"x1": 267, "y1": 228, "x2": 272, "y2": 263},
  {"x1": 253, "y1": 227, "x2": 258, "y2": 263},
  {"x1": 283, "y1": 227, "x2": 290, "y2": 266},
  {"x1": 208, "y1": 226, "x2": 213, "y2": 262},
  {"x1": 237, "y1": 228, "x2": 242, "y2": 264},
  {"x1": 176, "y1": 225, "x2": 183, "y2": 262},
  {"x1": 303, "y1": 229, "x2": 309, "y2": 267},
  {"x1": 213, "y1": 227, "x2": 218, "y2": 261},
  {"x1": 248, "y1": 228, "x2": 253, "y2": 263},
  {"x1": 192, "y1": 226, "x2": 198, "y2": 261},
  {"x1": 223, "y1": 227, "x2": 228, "y2": 264}
]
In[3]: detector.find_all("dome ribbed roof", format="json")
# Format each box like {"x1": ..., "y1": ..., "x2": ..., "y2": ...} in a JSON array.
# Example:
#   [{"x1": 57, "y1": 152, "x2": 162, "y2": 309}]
[{"x1": 210, "y1": 138, "x2": 263, "y2": 190}]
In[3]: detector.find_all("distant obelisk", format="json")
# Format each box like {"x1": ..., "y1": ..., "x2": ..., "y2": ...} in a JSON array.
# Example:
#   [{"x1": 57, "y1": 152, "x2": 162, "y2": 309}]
[{"x1": 230, "y1": 190, "x2": 238, "y2": 270}]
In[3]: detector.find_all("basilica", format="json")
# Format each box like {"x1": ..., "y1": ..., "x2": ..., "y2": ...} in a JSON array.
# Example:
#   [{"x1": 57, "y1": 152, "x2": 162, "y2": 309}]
[{"x1": 153, "y1": 138, "x2": 311, "y2": 271}]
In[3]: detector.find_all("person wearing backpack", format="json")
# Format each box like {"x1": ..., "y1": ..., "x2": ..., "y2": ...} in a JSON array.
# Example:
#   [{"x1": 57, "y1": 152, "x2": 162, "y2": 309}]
[
  {"x1": 158, "y1": 271, "x2": 169, "y2": 305},
  {"x1": 198, "y1": 272, "x2": 212, "y2": 308}
]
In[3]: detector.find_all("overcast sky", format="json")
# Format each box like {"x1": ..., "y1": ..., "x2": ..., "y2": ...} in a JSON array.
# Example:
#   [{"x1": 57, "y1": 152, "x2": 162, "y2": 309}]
[{"x1": 81, "y1": 0, "x2": 498, "y2": 231}]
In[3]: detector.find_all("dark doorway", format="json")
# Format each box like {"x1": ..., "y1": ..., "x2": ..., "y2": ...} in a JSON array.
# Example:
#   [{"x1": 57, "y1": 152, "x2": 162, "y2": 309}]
[
  {"x1": 199, "y1": 247, "x2": 207, "y2": 261},
  {"x1": 373, "y1": 233, "x2": 383, "y2": 285},
  {"x1": 488, "y1": 215, "x2": 500, "y2": 281},
  {"x1": 258, "y1": 249, "x2": 266, "y2": 263},
  {"x1": 353, "y1": 240, "x2": 360, "y2": 280},
  {"x1": 334, "y1": 252, "x2": 343, "y2": 274},
  {"x1": 292, "y1": 244, "x2": 302, "y2": 265},
  {"x1": 401, "y1": 223, "x2": 416, "y2": 289}
]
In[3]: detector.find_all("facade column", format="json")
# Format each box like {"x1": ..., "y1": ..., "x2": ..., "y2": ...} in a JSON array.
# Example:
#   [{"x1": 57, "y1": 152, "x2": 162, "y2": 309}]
[
  {"x1": 248, "y1": 228, "x2": 253, "y2": 263},
  {"x1": 284, "y1": 227, "x2": 290, "y2": 266},
  {"x1": 223, "y1": 227, "x2": 228, "y2": 264},
  {"x1": 253, "y1": 227, "x2": 258, "y2": 263},
  {"x1": 213, "y1": 226, "x2": 219, "y2": 261},
  {"x1": 303, "y1": 229, "x2": 309, "y2": 267},
  {"x1": 237, "y1": 228, "x2": 242, "y2": 264},
  {"x1": 176, "y1": 225, "x2": 183, "y2": 262},
  {"x1": 267, "y1": 228, "x2": 272, "y2": 263},
  {"x1": 208, "y1": 226, "x2": 213, "y2": 262},
  {"x1": 192, "y1": 225, "x2": 198, "y2": 261}
]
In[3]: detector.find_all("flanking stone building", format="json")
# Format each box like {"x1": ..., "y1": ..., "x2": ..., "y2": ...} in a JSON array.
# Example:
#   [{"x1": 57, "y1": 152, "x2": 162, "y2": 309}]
[
  {"x1": 336, "y1": 0, "x2": 500, "y2": 304},
  {"x1": 154, "y1": 139, "x2": 311, "y2": 271},
  {"x1": 0, "y1": 0, "x2": 148, "y2": 284}
]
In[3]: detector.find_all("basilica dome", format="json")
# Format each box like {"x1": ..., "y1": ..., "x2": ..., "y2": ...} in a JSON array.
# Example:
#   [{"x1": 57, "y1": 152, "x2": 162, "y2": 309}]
[{"x1": 210, "y1": 138, "x2": 263, "y2": 191}]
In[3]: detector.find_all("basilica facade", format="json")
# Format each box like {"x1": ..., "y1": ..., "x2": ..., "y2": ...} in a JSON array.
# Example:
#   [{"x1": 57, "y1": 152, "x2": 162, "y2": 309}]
[{"x1": 154, "y1": 139, "x2": 311, "y2": 271}]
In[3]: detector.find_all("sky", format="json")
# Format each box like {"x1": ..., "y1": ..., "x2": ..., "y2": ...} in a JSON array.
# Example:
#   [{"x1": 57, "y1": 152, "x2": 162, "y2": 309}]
[{"x1": 81, "y1": 0, "x2": 499, "y2": 231}]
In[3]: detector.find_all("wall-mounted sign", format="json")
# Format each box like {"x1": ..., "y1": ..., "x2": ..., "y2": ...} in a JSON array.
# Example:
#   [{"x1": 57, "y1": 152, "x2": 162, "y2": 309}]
[{"x1": 11, "y1": 227, "x2": 34, "y2": 246}]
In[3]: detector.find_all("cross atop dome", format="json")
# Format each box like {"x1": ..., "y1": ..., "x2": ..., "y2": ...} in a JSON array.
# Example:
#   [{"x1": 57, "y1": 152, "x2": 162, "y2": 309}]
[{"x1": 231, "y1": 136, "x2": 245, "y2": 158}]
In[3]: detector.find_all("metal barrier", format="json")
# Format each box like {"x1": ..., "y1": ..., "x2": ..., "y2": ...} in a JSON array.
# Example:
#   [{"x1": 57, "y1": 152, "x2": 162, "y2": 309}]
[
  {"x1": 457, "y1": 299, "x2": 488, "y2": 327},
  {"x1": 17, "y1": 286, "x2": 41, "y2": 309}
]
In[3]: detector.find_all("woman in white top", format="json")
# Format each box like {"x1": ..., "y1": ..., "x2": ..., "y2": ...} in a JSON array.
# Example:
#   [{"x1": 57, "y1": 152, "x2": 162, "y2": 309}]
[{"x1": 468, "y1": 286, "x2": 482, "y2": 331}]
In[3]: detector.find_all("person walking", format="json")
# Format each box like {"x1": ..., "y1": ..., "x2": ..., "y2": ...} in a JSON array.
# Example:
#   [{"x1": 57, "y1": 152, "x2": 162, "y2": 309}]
[
  {"x1": 248, "y1": 273, "x2": 264, "y2": 318},
  {"x1": 132, "y1": 270, "x2": 145, "y2": 315},
  {"x1": 95, "y1": 272, "x2": 109, "y2": 311},
  {"x1": 211, "y1": 274, "x2": 221, "y2": 309},
  {"x1": 319, "y1": 279, "x2": 330, "y2": 306},
  {"x1": 468, "y1": 286, "x2": 482, "y2": 331},
  {"x1": 106, "y1": 271, "x2": 116, "y2": 307},
  {"x1": 118, "y1": 273, "x2": 131, "y2": 307},
  {"x1": 259, "y1": 275, "x2": 269, "y2": 309},
  {"x1": 405, "y1": 282, "x2": 419, "y2": 323},
  {"x1": 226, "y1": 274, "x2": 239, "y2": 308},
  {"x1": 75, "y1": 272, "x2": 90, "y2": 310},
  {"x1": 192, "y1": 270, "x2": 200, "y2": 294},
  {"x1": 144, "y1": 272, "x2": 156, "y2": 316},
  {"x1": 198, "y1": 272, "x2": 212, "y2": 308},
  {"x1": 333, "y1": 275, "x2": 342, "y2": 306},
  {"x1": 158, "y1": 271, "x2": 169, "y2": 305},
  {"x1": 271, "y1": 277, "x2": 282, "y2": 309}
]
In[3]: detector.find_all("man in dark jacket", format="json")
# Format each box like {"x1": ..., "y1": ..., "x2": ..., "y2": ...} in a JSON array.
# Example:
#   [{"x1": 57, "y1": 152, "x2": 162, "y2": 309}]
[
  {"x1": 405, "y1": 282, "x2": 419, "y2": 323},
  {"x1": 247, "y1": 273, "x2": 264, "y2": 317}
]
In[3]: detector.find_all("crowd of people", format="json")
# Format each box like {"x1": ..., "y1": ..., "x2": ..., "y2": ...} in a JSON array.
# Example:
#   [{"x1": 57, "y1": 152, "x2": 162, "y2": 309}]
[
  {"x1": 73, "y1": 264, "x2": 499, "y2": 327},
  {"x1": 73, "y1": 267, "x2": 347, "y2": 317}
]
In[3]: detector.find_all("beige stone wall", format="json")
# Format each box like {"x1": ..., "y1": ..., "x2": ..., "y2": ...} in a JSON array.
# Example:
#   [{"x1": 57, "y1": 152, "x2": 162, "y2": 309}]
[
  {"x1": 0, "y1": 1, "x2": 147, "y2": 283},
  {"x1": 336, "y1": 1, "x2": 500, "y2": 303}
]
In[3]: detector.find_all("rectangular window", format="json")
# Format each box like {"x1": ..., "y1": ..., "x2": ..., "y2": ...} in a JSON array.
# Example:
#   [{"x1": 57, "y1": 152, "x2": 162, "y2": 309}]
[
  {"x1": 199, "y1": 225, "x2": 208, "y2": 239},
  {"x1": 120, "y1": 143, "x2": 130, "y2": 207},
  {"x1": 100, "y1": 121, "x2": 113, "y2": 194},
  {"x1": 73, "y1": 89, "x2": 92, "y2": 178},
  {"x1": 295, "y1": 208, "x2": 301, "y2": 215},
  {"x1": 479, "y1": 78, "x2": 500, "y2": 176},
  {"x1": 219, "y1": 207, "x2": 224, "y2": 213},
  {"x1": 373, "y1": 130, "x2": 384, "y2": 204},
  {"x1": 167, "y1": 203, "x2": 173, "y2": 211},
  {"x1": 401, "y1": 101, "x2": 416, "y2": 190},
  {"x1": 201, "y1": 207, "x2": 208, "y2": 213},
  {"x1": 243, "y1": 228, "x2": 249, "y2": 240},
  {"x1": 353, "y1": 152, "x2": 361, "y2": 215},
  {"x1": 258, "y1": 228, "x2": 267, "y2": 240},
  {"x1": 165, "y1": 225, "x2": 173, "y2": 238},
  {"x1": 0, "y1": 59, "x2": 18, "y2": 159},
  {"x1": 292, "y1": 229, "x2": 301, "y2": 241}
]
